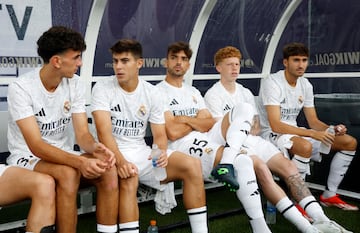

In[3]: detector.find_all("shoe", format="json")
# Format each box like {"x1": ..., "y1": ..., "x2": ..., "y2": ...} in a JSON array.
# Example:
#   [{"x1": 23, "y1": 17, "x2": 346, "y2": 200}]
[
  {"x1": 312, "y1": 221, "x2": 341, "y2": 233},
  {"x1": 305, "y1": 225, "x2": 323, "y2": 233},
  {"x1": 320, "y1": 194, "x2": 359, "y2": 211},
  {"x1": 295, "y1": 203, "x2": 314, "y2": 223},
  {"x1": 329, "y1": 220, "x2": 353, "y2": 233},
  {"x1": 211, "y1": 163, "x2": 239, "y2": 192}
]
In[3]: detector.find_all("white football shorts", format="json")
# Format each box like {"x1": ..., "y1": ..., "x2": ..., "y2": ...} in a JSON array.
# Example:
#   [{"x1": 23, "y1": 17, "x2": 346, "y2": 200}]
[{"x1": 119, "y1": 144, "x2": 174, "y2": 190}]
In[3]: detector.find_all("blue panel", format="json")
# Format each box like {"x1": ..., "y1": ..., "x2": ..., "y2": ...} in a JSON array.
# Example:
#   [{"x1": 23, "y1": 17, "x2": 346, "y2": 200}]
[
  {"x1": 310, "y1": 78, "x2": 360, "y2": 94},
  {"x1": 51, "y1": 0, "x2": 92, "y2": 35},
  {"x1": 273, "y1": 0, "x2": 360, "y2": 73},
  {"x1": 93, "y1": 0, "x2": 204, "y2": 76},
  {"x1": 195, "y1": 0, "x2": 290, "y2": 74}
]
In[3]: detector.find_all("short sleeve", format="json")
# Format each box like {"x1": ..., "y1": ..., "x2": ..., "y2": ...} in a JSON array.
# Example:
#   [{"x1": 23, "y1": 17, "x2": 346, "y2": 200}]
[
  {"x1": 8, "y1": 82, "x2": 34, "y2": 121},
  {"x1": 303, "y1": 79, "x2": 315, "y2": 108},
  {"x1": 261, "y1": 76, "x2": 282, "y2": 106},
  {"x1": 204, "y1": 89, "x2": 223, "y2": 118},
  {"x1": 149, "y1": 85, "x2": 166, "y2": 124},
  {"x1": 70, "y1": 77, "x2": 86, "y2": 113},
  {"x1": 91, "y1": 80, "x2": 111, "y2": 112}
]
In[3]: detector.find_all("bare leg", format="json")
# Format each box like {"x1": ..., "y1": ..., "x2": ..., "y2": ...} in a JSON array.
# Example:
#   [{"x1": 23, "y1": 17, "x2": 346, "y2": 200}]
[
  {"x1": 35, "y1": 162, "x2": 80, "y2": 233},
  {"x1": 251, "y1": 155, "x2": 285, "y2": 204},
  {"x1": 165, "y1": 151, "x2": 206, "y2": 209},
  {"x1": 118, "y1": 175, "x2": 139, "y2": 224},
  {"x1": 266, "y1": 153, "x2": 311, "y2": 201},
  {"x1": 165, "y1": 151, "x2": 207, "y2": 233},
  {"x1": 90, "y1": 166, "x2": 119, "y2": 229},
  {"x1": 0, "y1": 167, "x2": 55, "y2": 233},
  {"x1": 254, "y1": 155, "x2": 318, "y2": 232}
]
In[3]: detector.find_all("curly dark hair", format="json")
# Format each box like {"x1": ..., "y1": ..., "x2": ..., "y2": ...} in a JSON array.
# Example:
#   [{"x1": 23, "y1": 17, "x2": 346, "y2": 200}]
[{"x1": 37, "y1": 26, "x2": 86, "y2": 63}]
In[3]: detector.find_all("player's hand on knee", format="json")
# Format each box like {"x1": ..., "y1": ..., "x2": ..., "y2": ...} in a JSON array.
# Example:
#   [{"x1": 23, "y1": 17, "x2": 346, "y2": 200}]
[
  {"x1": 92, "y1": 142, "x2": 116, "y2": 169},
  {"x1": 335, "y1": 124, "x2": 347, "y2": 135},
  {"x1": 80, "y1": 158, "x2": 107, "y2": 179},
  {"x1": 116, "y1": 161, "x2": 138, "y2": 178}
]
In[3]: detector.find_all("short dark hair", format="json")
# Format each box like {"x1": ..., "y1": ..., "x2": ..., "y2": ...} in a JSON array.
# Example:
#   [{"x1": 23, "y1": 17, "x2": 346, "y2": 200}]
[
  {"x1": 167, "y1": 41, "x2": 192, "y2": 59},
  {"x1": 283, "y1": 42, "x2": 309, "y2": 59},
  {"x1": 110, "y1": 39, "x2": 143, "y2": 59},
  {"x1": 37, "y1": 26, "x2": 86, "y2": 63}
]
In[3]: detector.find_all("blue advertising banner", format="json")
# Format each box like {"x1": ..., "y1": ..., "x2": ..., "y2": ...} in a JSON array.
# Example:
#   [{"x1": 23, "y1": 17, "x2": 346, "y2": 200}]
[
  {"x1": 274, "y1": 0, "x2": 360, "y2": 73},
  {"x1": 93, "y1": 0, "x2": 204, "y2": 76}
]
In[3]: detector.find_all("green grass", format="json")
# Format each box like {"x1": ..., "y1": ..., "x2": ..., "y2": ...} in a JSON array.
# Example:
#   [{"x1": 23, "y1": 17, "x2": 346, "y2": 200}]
[
  {"x1": 1, "y1": 187, "x2": 359, "y2": 233},
  {"x1": 76, "y1": 187, "x2": 360, "y2": 233}
]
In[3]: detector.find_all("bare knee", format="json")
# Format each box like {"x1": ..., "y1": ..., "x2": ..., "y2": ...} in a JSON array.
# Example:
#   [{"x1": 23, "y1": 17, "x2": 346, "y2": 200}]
[
  {"x1": 290, "y1": 138, "x2": 312, "y2": 158},
  {"x1": 56, "y1": 166, "x2": 80, "y2": 195},
  {"x1": 119, "y1": 175, "x2": 138, "y2": 195},
  {"x1": 94, "y1": 167, "x2": 118, "y2": 192},
  {"x1": 32, "y1": 174, "x2": 56, "y2": 201},
  {"x1": 345, "y1": 135, "x2": 357, "y2": 150},
  {"x1": 180, "y1": 156, "x2": 203, "y2": 182}
]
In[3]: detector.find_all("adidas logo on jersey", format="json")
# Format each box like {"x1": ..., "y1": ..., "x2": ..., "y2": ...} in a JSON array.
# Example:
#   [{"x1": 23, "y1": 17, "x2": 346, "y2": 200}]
[
  {"x1": 35, "y1": 108, "x2": 46, "y2": 117},
  {"x1": 280, "y1": 98, "x2": 286, "y2": 104},
  {"x1": 111, "y1": 104, "x2": 121, "y2": 112},
  {"x1": 223, "y1": 104, "x2": 231, "y2": 112},
  {"x1": 170, "y1": 98, "x2": 179, "y2": 106}
]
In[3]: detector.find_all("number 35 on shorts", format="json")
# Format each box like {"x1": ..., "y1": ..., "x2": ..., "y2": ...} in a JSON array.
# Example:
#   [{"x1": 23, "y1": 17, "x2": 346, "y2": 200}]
[{"x1": 189, "y1": 138, "x2": 213, "y2": 157}]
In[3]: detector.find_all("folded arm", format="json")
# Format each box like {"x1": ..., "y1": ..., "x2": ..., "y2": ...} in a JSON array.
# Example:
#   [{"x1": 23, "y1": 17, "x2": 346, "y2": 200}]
[{"x1": 164, "y1": 109, "x2": 215, "y2": 141}]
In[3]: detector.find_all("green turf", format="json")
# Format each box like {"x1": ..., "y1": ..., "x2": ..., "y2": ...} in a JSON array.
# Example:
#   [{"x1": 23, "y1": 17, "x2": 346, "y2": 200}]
[
  {"x1": 75, "y1": 187, "x2": 360, "y2": 233},
  {"x1": 1, "y1": 187, "x2": 359, "y2": 233}
]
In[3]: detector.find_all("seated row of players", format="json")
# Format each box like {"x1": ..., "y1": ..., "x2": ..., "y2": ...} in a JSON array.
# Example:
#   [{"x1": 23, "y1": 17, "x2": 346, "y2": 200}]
[
  {"x1": 1, "y1": 25, "x2": 356, "y2": 233},
  {"x1": 160, "y1": 41, "x2": 356, "y2": 233},
  {"x1": 205, "y1": 43, "x2": 357, "y2": 214}
]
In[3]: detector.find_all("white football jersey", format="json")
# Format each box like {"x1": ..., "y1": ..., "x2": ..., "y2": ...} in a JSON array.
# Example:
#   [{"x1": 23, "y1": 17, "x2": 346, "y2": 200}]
[
  {"x1": 7, "y1": 68, "x2": 86, "y2": 158},
  {"x1": 157, "y1": 80, "x2": 206, "y2": 117},
  {"x1": 91, "y1": 77, "x2": 165, "y2": 149},
  {"x1": 157, "y1": 80, "x2": 207, "y2": 148},
  {"x1": 204, "y1": 81, "x2": 258, "y2": 118},
  {"x1": 258, "y1": 70, "x2": 314, "y2": 138}
]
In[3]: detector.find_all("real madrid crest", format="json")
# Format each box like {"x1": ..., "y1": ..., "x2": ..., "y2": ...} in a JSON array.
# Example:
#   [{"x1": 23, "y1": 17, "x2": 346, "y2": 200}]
[
  {"x1": 137, "y1": 105, "x2": 147, "y2": 117},
  {"x1": 204, "y1": 147, "x2": 213, "y2": 154},
  {"x1": 298, "y1": 95, "x2": 304, "y2": 104},
  {"x1": 64, "y1": 101, "x2": 71, "y2": 113}
]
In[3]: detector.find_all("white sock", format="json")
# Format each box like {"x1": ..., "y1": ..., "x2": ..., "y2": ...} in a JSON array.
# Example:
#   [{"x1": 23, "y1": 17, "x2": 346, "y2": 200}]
[
  {"x1": 187, "y1": 206, "x2": 208, "y2": 233},
  {"x1": 97, "y1": 224, "x2": 118, "y2": 233},
  {"x1": 250, "y1": 218, "x2": 271, "y2": 233},
  {"x1": 234, "y1": 156, "x2": 271, "y2": 233},
  {"x1": 276, "y1": 197, "x2": 312, "y2": 232},
  {"x1": 299, "y1": 196, "x2": 329, "y2": 222},
  {"x1": 220, "y1": 146, "x2": 237, "y2": 164},
  {"x1": 119, "y1": 221, "x2": 139, "y2": 233},
  {"x1": 292, "y1": 155, "x2": 310, "y2": 180},
  {"x1": 220, "y1": 105, "x2": 253, "y2": 164},
  {"x1": 323, "y1": 151, "x2": 355, "y2": 198}
]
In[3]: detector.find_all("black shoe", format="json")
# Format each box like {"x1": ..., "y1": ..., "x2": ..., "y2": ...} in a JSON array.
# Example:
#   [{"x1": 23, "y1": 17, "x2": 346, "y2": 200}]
[{"x1": 211, "y1": 163, "x2": 239, "y2": 191}]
